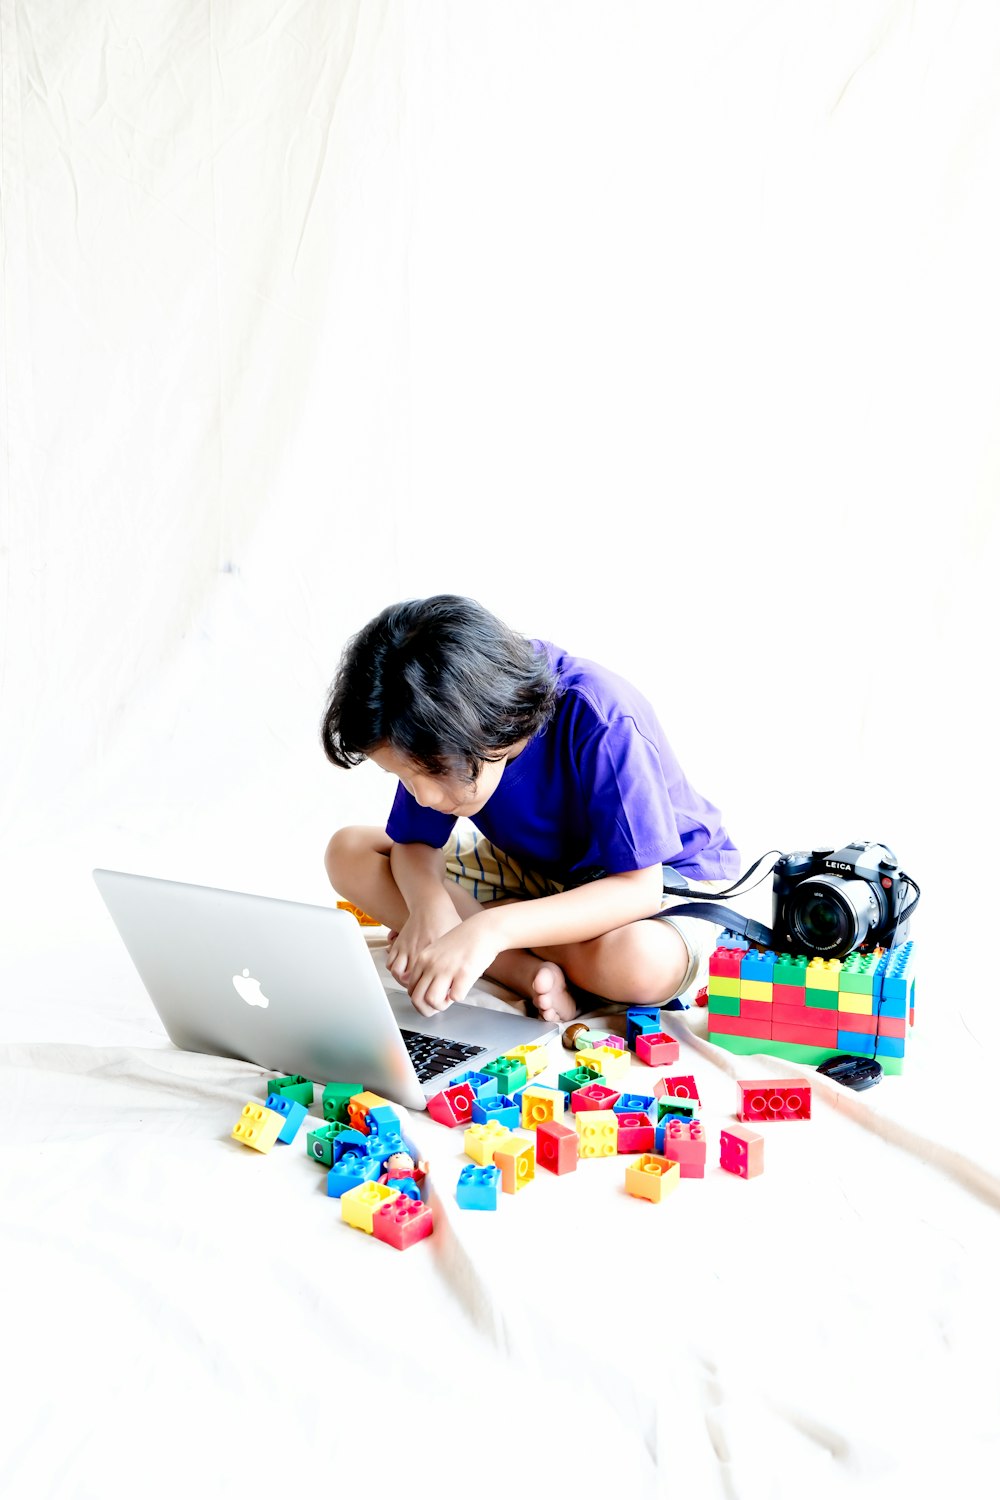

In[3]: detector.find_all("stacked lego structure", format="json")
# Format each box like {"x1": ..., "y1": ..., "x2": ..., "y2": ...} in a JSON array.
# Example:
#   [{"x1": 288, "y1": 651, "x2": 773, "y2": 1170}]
[{"x1": 706, "y1": 934, "x2": 916, "y2": 1074}]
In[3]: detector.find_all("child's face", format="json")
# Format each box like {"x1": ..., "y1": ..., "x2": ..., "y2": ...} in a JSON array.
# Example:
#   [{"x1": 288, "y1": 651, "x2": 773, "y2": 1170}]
[{"x1": 368, "y1": 742, "x2": 517, "y2": 817}]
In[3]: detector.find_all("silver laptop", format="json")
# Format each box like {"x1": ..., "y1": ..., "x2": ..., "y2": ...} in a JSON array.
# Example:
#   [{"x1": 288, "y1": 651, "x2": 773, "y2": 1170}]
[{"x1": 93, "y1": 868, "x2": 558, "y2": 1111}]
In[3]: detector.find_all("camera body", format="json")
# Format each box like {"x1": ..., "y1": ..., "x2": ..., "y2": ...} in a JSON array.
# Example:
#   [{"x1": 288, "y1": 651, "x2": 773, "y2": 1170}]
[{"x1": 771, "y1": 842, "x2": 910, "y2": 960}]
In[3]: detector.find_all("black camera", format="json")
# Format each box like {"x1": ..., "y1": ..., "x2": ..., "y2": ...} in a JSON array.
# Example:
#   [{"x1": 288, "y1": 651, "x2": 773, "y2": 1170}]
[{"x1": 771, "y1": 842, "x2": 911, "y2": 960}]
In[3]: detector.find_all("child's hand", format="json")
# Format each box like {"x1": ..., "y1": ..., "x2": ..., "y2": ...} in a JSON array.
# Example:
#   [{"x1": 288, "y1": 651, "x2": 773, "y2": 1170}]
[
  {"x1": 386, "y1": 907, "x2": 461, "y2": 990},
  {"x1": 406, "y1": 915, "x2": 500, "y2": 1016}
]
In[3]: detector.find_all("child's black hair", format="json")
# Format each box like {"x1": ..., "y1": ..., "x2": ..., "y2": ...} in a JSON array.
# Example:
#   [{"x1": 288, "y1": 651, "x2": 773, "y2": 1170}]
[{"x1": 320, "y1": 595, "x2": 559, "y2": 784}]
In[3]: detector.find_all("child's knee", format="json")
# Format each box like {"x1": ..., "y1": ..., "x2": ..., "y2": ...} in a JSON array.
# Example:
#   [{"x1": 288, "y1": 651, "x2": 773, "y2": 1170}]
[{"x1": 323, "y1": 825, "x2": 384, "y2": 886}]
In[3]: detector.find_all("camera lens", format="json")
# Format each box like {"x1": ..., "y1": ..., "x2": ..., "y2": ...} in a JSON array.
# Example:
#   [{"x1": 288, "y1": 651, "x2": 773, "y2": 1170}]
[{"x1": 787, "y1": 876, "x2": 880, "y2": 958}]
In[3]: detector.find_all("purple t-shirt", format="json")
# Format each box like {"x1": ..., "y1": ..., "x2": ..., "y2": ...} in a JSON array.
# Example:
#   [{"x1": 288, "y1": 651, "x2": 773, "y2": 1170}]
[{"x1": 385, "y1": 640, "x2": 740, "y2": 882}]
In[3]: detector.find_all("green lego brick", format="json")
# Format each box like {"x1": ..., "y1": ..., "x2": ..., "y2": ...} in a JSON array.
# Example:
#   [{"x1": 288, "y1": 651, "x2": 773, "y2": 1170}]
[
  {"x1": 483, "y1": 1057, "x2": 528, "y2": 1094},
  {"x1": 268, "y1": 1074, "x2": 314, "y2": 1107},
  {"x1": 708, "y1": 1032, "x2": 903, "y2": 1074},
  {"x1": 559, "y1": 1064, "x2": 601, "y2": 1094},
  {"x1": 773, "y1": 955, "x2": 808, "y2": 986},
  {"x1": 322, "y1": 1081, "x2": 365, "y2": 1124},
  {"x1": 838, "y1": 952, "x2": 879, "y2": 995},
  {"x1": 707, "y1": 993, "x2": 741, "y2": 1017},
  {"x1": 805, "y1": 989, "x2": 838, "y2": 1009},
  {"x1": 306, "y1": 1120, "x2": 352, "y2": 1165}
]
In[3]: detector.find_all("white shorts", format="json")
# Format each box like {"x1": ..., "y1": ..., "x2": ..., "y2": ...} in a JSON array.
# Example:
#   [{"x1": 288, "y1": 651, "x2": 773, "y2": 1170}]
[{"x1": 442, "y1": 824, "x2": 728, "y2": 1003}]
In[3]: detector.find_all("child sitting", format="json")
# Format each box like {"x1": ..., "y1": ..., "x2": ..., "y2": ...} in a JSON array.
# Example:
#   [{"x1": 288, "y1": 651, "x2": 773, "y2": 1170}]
[{"x1": 320, "y1": 594, "x2": 739, "y2": 1024}]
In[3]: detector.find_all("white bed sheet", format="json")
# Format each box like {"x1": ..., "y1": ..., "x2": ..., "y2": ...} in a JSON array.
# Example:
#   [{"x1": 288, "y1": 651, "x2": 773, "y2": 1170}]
[{"x1": 3, "y1": 922, "x2": 998, "y2": 1500}]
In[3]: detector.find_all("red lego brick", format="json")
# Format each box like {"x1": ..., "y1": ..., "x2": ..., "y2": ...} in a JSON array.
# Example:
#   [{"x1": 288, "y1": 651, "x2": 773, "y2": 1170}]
[
  {"x1": 634, "y1": 1032, "x2": 680, "y2": 1066},
  {"x1": 720, "y1": 1124, "x2": 764, "y2": 1178},
  {"x1": 834, "y1": 1011, "x2": 878, "y2": 1035},
  {"x1": 880, "y1": 1015, "x2": 906, "y2": 1039},
  {"x1": 709, "y1": 947, "x2": 748, "y2": 979},
  {"x1": 615, "y1": 1113, "x2": 656, "y2": 1154},
  {"x1": 426, "y1": 1081, "x2": 477, "y2": 1128},
  {"x1": 663, "y1": 1074, "x2": 700, "y2": 1103},
  {"x1": 772, "y1": 983, "x2": 806, "y2": 1005},
  {"x1": 694, "y1": 985, "x2": 709, "y2": 1008},
  {"x1": 737, "y1": 1080, "x2": 811, "y2": 1122},
  {"x1": 372, "y1": 1196, "x2": 434, "y2": 1249},
  {"x1": 771, "y1": 1022, "x2": 838, "y2": 1047},
  {"x1": 571, "y1": 1082, "x2": 621, "y2": 1112},
  {"x1": 772, "y1": 1001, "x2": 839, "y2": 1029},
  {"x1": 536, "y1": 1120, "x2": 579, "y2": 1173},
  {"x1": 707, "y1": 1014, "x2": 771, "y2": 1038},
  {"x1": 740, "y1": 999, "x2": 775, "y2": 1024},
  {"x1": 658, "y1": 1118, "x2": 707, "y2": 1178}
]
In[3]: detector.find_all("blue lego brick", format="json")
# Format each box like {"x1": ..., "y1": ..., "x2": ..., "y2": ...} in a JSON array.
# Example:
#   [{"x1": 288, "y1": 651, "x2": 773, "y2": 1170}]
[
  {"x1": 876, "y1": 941, "x2": 916, "y2": 1005},
  {"x1": 625, "y1": 1008, "x2": 662, "y2": 1049},
  {"x1": 365, "y1": 1104, "x2": 403, "y2": 1137},
  {"x1": 740, "y1": 949, "x2": 777, "y2": 981},
  {"x1": 332, "y1": 1128, "x2": 371, "y2": 1165},
  {"x1": 327, "y1": 1156, "x2": 381, "y2": 1197},
  {"x1": 876, "y1": 991, "x2": 908, "y2": 1020},
  {"x1": 448, "y1": 1069, "x2": 498, "y2": 1097},
  {"x1": 364, "y1": 1131, "x2": 407, "y2": 1168},
  {"x1": 614, "y1": 1092, "x2": 656, "y2": 1120},
  {"x1": 456, "y1": 1163, "x2": 501, "y2": 1210},
  {"x1": 873, "y1": 1035, "x2": 906, "y2": 1059},
  {"x1": 470, "y1": 1094, "x2": 519, "y2": 1129},
  {"x1": 263, "y1": 1093, "x2": 308, "y2": 1144},
  {"x1": 717, "y1": 929, "x2": 746, "y2": 949},
  {"x1": 387, "y1": 1175, "x2": 422, "y2": 1201},
  {"x1": 663, "y1": 995, "x2": 691, "y2": 1011},
  {"x1": 836, "y1": 1030, "x2": 886, "y2": 1058}
]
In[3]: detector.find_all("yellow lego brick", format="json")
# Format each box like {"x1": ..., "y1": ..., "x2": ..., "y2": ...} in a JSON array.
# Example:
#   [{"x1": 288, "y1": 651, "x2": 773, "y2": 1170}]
[
  {"x1": 504, "y1": 1043, "x2": 550, "y2": 1079},
  {"x1": 577, "y1": 1046, "x2": 630, "y2": 1086},
  {"x1": 231, "y1": 1102, "x2": 283, "y2": 1154},
  {"x1": 577, "y1": 1109, "x2": 619, "y2": 1158},
  {"x1": 464, "y1": 1121, "x2": 512, "y2": 1166},
  {"x1": 739, "y1": 979, "x2": 773, "y2": 1002},
  {"x1": 708, "y1": 975, "x2": 741, "y2": 998},
  {"x1": 341, "y1": 1181, "x2": 400, "y2": 1233},
  {"x1": 625, "y1": 1154, "x2": 680, "y2": 1203},
  {"x1": 493, "y1": 1135, "x2": 535, "y2": 1193},
  {"x1": 805, "y1": 958, "x2": 842, "y2": 992},
  {"x1": 838, "y1": 990, "x2": 874, "y2": 1015},
  {"x1": 520, "y1": 1085, "x2": 565, "y2": 1129}
]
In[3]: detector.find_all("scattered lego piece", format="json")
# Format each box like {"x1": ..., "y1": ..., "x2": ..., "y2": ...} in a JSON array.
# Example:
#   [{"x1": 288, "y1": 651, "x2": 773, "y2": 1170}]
[
  {"x1": 327, "y1": 1155, "x2": 382, "y2": 1197},
  {"x1": 625, "y1": 1154, "x2": 680, "y2": 1203},
  {"x1": 519, "y1": 1085, "x2": 566, "y2": 1129},
  {"x1": 336, "y1": 900, "x2": 383, "y2": 926},
  {"x1": 263, "y1": 1092, "x2": 308, "y2": 1144},
  {"x1": 470, "y1": 1093, "x2": 519, "y2": 1129},
  {"x1": 634, "y1": 1032, "x2": 680, "y2": 1067},
  {"x1": 694, "y1": 985, "x2": 709, "y2": 1008},
  {"x1": 464, "y1": 1121, "x2": 513, "y2": 1166},
  {"x1": 426, "y1": 1081, "x2": 477, "y2": 1128},
  {"x1": 456, "y1": 1163, "x2": 502, "y2": 1208},
  {"x1": 720, "y1": 1124, "x2": 764, "y2": 1178},
  {"x1": 322, "y1": 1081, "x2": 365, "y2": 1124},
  {"x1": 655, "y1": 1118, "x2": 706, "y2": 1177},
  {"x1": 231, "y1": 1102, "x2": 283, "y2": 1154},
  {"x1": 655, "y1": 1095, "x2": 697, "y2": 1123},
  {"x1": 340, "y1": 1180, "x2": 400, "y2": 1233},
  {"x1": 482, "y1": 1057, "x2": 528, "y2": 1094},
  {"x1": 347, "y1": 1090, "x2": 392, "y2": 1134},
  {"x1": 372, "y1": 1196, "x2": 434, "y2": 1248},
  {"x1": 570, "y1": 1081, "x2": 621, "y2": 1113},
  {"x1": 535, "y1": 1120, "x2": 579, "y2": 1174},
  {"x1": 306, "y1": 1120, "x2": 351, "y2": 1166},
  {"x1": 504, "y1": 1043, "x2": 550, "y2": 1079},
  {"x1": 267, "y1": 1075, "x2": 314, "y2": 1107},
  {"x1": 737, "y1": 1080, "x2": 811, "y2": 1122},
  {"x1": 493, "y1": 1135, "x2": 536, "y2": 1193},
  {"x1": 662, "y1": 1074, "x2": 700, "y2": 1103},
  {"x1": 577, "y1": 1109, "x2": 619, "y2": 1158},
  {"x1": 615, "y1": 1112, "x2": 656, "y2": 1154}
]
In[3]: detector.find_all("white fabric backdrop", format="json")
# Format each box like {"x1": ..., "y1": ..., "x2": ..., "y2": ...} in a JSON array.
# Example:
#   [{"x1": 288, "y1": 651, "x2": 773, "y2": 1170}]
[{"x1": 2, "y1": 5, "x2": 999, "y2": 1491}]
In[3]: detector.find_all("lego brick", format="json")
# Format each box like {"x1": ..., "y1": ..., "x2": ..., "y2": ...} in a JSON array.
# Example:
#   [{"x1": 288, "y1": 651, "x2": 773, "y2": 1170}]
[
  {"x1": 772, "y1": 1001, "x2": 839, "y2": 1029},
  {"x1": 805, "y1": 958, "x2": 842, "y2": 993},
  {"x1": 838, "y1": 1029, "x2": 905, "y2": 1060},
  {"x1": 710, "y1": 1032, "x2": 902, "y2": 1070},
  {"x1": 577, "y1": 1046, "x2": 630, "y2": 1085},
  {"x1": 878, "y1": 1015, "x2": 907, "y2": 1039},
  {"x1": 614, "y1": 1092, "x2": 656, "y2": 1119},
  {"x1": 835, "y1": 1011, "x2": 877, "y2": 1035},
  {"x1": 707, "y1": 1013, "x2": 771, "y2": 1038},
  {"x1": 772, "y1": 983, "x2": 807, "y2": 1005},
  {"x1": 327, "y1": 1155, "x2": 382, "y2": 1197},
  {"x1": 720, "y1": 1124, "x2": 764, "y2": 1179},
  {"x1": 662, "y1": 1074, "x2": 700, "y2": 1103},
  {"x1": 263, "y1": 1093, "x2": 308, "y2": 1145},
  {"x1": 771, "y1": 1022, "x2": 838, "y2": 1047},
  {"x1": 482, "y1": 1057, "x2": 528, "y2": 1094},
  {"x1": 709, "y1": 946, "x2": 748, "y2": 979},
  {"x1": 773, "y1": 954, "x2": 808, "y2": 986},
  {"x1": 447, "y1": 1069, "x2": 498, "y2": 1097},
  {"x1": 716, "y1": 929, "x2": 747, "y2": 948},
  {"x1": 365, "y1": 1104, "x2": 404, "y2": 1137},
  {"x1": 707, "y1": 993, "x2": 741, "y2": 1017},
  {"x1": 624, "y1": 1154, "x2": 681, "y2": 1203},
  {"x1": 336, "y1": 899, "x2": 382, "y2": 926},
  {"x1": 332, "y1": 1127, "x2": 372, "y2": 1164},
  {"x1": 838, "y1": 951, "x2": 880, "y2": 994},
  {"x1": 364, "y1": 1131, "x2": 408, "y2": 1169},
  {"x1": 322, "y1": 1081, "x2": 365, "y2": 1124},
  {"x1": 504, "y1": 1043, "x2": 550, "y2": 1079},
  {"x1": 741, "y1": 998, "x2": 776, "y2": 1024},
  {"x1": 340, "y1": 1181, "x2": 400, "y2": 1233},
  {"x1": 267, "y1": 1074, "x2": 314, "y2": 1107},
  {"x1": 656, "y1": 1097, "x2": 697, "y2": 1123},
  {"x1": 876, "y1": 941, "x2": 915, "y2": 1004},
  {"x1": 694, "y1": 984, "x2": 709, "y2": 1007},
  {"x1": 634, "y1": 1032, "x2": 680, "y2": 1066},
  {"x1": 707, "y1": 975, "x2": 741, "y2": 999},
  {"x1": 873, "y1": 1036, "x2": 906, "y2": 1059},
  {"x1": 571, "y1": 1081, "x2": 622, "y2": 1113},
  {"x1": 372, "y1": 1196, "x2": 434, "y2": 1248},
  {"x1": 426, "y1": 1081, "x2": 478, "y2": 1128},
  {"x1": 574, "y1": 1028, "x2": 613, "y2": 1050},
  {"x1": 577, "y1": 1109, "x2": 619, "y2": 1158},
  {"x1": 558, "y1": 1065, "x2": 602, "y2": 1095},
  {"x1": 877, "y1": 992, "x2": 908, "y2": 1020},
  {"x1": 737, "y1": 1080, "x2": 811, "y2": 1122},
  {"x1": 493, "y1": 1135, "x2": 536, "y2": 1192},
  {"x1": 471, "y1": 1094, "x2": 519, "y2": 1129},
  {"x1": 838, "y1": 990, "x2": 874, "y2": 1016},
  {"x1": 740, "y1": 950, "x2": 777, "y2": 981},
  {"x1": 520, "y1": 1085, "x2": 566, "y2": 1129},
  {"x1": 739, "y1": 979, "x2": 773, "y2": 1002},
  {"x1": 306, "y1": 1120, "x2": 351, "y2": 1166},
  {"x1": 615, "y1": 1113, "x2": 656, "y2": 1154},
  {"x1": 626, "y1": 1008, "x2": 664, "y2": 1049},
  {"x1": 464, "y1": 1121, "x2": 513, "y2": 1166},
  {"x1": 231, "y1": 1102, "x2": 283, "y2": 1154},
  {"x1": 535, "y1": 1120, "x2": 579, "y2": 1174},
  {"x1": 456, "y1": 1163, "x2": 502, "y2": 1208},
  {"x1": 655, "y1": 1118, "x2": 706, "y2": 1177}
]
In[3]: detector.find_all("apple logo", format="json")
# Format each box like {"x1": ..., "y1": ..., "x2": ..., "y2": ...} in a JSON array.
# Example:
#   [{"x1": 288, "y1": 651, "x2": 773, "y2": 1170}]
[{"x1": 232, "y1": 967, "x2": 270, "y2": 1008}]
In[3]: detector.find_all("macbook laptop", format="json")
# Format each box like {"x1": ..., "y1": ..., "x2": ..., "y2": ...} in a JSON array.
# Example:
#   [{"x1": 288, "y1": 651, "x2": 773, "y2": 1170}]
[{"x1": 93, "y1": 868, "x2": 558, "y2": 1111}]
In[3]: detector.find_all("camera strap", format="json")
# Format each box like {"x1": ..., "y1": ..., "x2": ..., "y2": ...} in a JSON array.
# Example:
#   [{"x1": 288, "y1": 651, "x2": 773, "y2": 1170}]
[{"x1": 657, "y1": 901, "x2": 777, "y2": 947}]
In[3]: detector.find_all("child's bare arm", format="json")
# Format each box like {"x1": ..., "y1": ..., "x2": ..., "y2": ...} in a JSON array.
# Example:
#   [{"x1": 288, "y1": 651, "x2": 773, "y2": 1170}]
[{"x1": 386, "y1": 841, "x2": 461, "y2": 986}]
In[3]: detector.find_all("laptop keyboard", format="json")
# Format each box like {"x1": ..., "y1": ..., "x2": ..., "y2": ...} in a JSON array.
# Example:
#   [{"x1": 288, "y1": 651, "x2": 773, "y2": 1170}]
[{"x1": 399, "y1": 1028, "x2": 489, "y2": 1084}]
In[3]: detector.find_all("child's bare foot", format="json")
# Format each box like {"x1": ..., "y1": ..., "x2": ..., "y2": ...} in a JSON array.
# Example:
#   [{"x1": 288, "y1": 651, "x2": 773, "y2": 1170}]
[{"x1": 531, "y1": 961, "x2": 578, "y2": 1023}]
